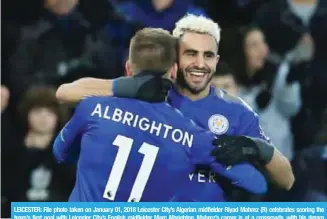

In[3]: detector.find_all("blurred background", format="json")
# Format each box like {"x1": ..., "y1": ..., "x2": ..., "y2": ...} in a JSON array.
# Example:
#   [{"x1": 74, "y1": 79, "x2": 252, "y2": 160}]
[{"x1": 1, "y1": 0, "x2": 327, "y2": 216}]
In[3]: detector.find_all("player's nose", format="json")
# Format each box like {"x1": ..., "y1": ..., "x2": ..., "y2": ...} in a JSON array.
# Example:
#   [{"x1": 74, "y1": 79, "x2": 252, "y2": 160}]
[{"x1": 194, "y1": 55, "x2": 205, "y2": 68}]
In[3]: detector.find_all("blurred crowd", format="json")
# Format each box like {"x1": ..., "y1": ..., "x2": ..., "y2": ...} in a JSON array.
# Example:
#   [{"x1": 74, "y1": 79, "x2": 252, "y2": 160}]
[{"x1": 1, "y1": 0, "x2": 327, "y2": 216}]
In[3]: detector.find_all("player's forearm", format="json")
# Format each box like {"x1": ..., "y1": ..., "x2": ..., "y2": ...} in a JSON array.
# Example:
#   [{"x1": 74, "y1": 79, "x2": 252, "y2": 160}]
[
  {"x1": 247, "y1": 137, "x2": 294, "y2": 190},
  {"x1": 209, "y1": 162, "x2": 268, "y2": 195},
  {"x1": 56, "y1": 78, "x2": 113, "y2": 103},
  {"x1": 265, "y1": 148, "x2": 294, "y2": 190},
  {"x1": 56, "y1": 75, "x2": 171, "y2": 104}
]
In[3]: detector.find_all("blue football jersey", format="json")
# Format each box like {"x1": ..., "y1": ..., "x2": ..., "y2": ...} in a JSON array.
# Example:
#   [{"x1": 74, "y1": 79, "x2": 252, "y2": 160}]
[
  {"x1": 168, "y1": 86, "x2": 271, "y2": 201},
  {"x1": 53, "y1": 96, "x2": 267, "y2": 202}
]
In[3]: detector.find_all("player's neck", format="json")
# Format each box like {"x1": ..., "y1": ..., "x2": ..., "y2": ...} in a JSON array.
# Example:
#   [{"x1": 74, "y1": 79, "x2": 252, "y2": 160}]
[{"x1": 177, "y1": 86, "x2": 211, "y2": 101}]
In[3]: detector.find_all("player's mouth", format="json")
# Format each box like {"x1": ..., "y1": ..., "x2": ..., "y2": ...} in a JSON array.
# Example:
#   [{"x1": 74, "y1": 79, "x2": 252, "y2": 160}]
[{"x1": 186, "y1": 70, "x2": 210, "y2": 84}]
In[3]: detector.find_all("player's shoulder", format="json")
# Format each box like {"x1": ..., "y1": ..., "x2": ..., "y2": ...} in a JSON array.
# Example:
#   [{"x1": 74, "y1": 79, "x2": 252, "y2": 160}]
[
  {"x1": 162, "y1": 103, "x2": 189, "y2": 120},
  {"x1": 160, "y1": 102, "x2": 204, "y2": 131},
  {"x1": 76, "y1": 96, "x2": 121, "y2": 111},
  {"x1": 81, "y1": 96, "x2": 130, "y2": 105},
  {"x1": 86, "y1": 97, "x2": 174, "y2": 116},
  {"x1": 78, "y1": 96, "x2": 110, "y2": 106},
  {"x1": 212, "y1": 88, "x2": 258, "y2": 117}
]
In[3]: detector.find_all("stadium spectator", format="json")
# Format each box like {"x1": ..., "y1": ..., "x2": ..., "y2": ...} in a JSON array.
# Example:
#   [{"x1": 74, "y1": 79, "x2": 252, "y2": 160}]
[
  {"x1": 199, "y1": 0, "x2": 268, "y2": 28},
  {"x1": 1, "y1": 85, "x2": 10, "y2": 113},
  {"x1": 2, "y1": 87, "x2": 74, "y2": 208},
  {"x1": 1, "y1": 83, "x2": 24, "y2": 218},
  {"x1": 253, "y1": 0, "x2": 327, "y2": 150},
  {"x1": 211, "y1": 61, "x2": 239, "y2": 96},
  {"x1": 116, "y1": 0, "x2": 208, "y2": 31},
  {"x1": 290, "y1": 143, "x2": 327, "y2": 201},
  {"x1": 315, "y1": 110, "x2": 327, "y2": 145},
  {"x1": 7, "y1": 0, "x2": 128, "y2": 102},
  {"x1": 220, "y1": 26, "x2": 301, "y2": 160}
]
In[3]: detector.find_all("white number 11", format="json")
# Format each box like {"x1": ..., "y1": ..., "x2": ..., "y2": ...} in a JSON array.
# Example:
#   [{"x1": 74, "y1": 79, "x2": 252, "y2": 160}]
[{"x1": 103, "y1": 135, "x2": 159, "y2": 202}]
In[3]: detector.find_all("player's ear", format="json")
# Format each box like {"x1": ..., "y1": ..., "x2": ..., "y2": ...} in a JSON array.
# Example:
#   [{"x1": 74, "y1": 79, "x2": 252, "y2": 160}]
[
  {"x1": 125, "y1": 60, "x2": 133, "y2": 77},
  {"x1": 216, "y1": 55, "x2": 220, "y2": 65},
  {"x1": 167, "y1": 63, "x2": 177, "y2": 80}
]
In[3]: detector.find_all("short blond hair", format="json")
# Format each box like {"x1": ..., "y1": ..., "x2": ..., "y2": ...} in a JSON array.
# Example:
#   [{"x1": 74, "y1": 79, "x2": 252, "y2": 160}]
[
  {"x1": 129, "y1": 28, "x2": 177, "y2": 73},
  {"x1": 172, "y1": 14, "x2": 221, "y2": 44}
]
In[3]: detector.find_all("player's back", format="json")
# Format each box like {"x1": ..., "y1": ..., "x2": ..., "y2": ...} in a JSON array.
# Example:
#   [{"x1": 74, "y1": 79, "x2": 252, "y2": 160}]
[{"x1": 70, "y1": 97, "x2": 207, "y2": 202}]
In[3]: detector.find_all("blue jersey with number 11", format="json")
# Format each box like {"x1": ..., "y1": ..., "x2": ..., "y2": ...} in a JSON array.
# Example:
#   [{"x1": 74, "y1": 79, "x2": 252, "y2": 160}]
[{"x1": 53, "y1": 96, "x2": 267, "y2": 202}]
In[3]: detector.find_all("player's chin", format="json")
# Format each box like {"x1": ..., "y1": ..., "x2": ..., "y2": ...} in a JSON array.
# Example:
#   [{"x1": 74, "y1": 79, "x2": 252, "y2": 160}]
[
  {"x1": 188, "y1": 84, "x2": 207, "y2": 94},
  {"x1": 191, "y1": 79, "x2": 210, "y2": 89}
]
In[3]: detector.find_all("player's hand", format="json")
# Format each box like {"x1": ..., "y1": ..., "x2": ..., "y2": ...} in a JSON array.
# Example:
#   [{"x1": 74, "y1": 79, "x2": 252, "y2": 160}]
[
  {"x1": 211, "y1": 135, "x2": 261, "y2": 166},
  {"x1": 112, "y1": 72, "x2": 172, "y2": 102}
]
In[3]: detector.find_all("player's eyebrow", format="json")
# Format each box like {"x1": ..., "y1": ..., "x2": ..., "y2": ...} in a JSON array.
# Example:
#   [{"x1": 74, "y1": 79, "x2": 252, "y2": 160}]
[
  {"x1": 183, "y1": 49, "x2": 216, "y2": 57},
  {"x1": 183, "y1": 49, "x2": 198, "y2": 54}
]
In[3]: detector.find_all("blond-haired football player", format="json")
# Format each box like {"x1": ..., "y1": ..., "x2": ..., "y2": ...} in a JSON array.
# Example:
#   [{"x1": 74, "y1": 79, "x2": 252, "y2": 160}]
[{"x1": 56, "y1": 15, "x2": 294, "y2": 200}]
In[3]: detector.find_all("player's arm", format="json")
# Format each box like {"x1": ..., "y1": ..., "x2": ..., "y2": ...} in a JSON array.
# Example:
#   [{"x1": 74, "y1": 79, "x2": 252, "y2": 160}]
[
  {"x1": 181, "y1": 119, "x2": 268, "y2": 195},
  {"x1": 214, "y1": 92, "x2": 294, "y2": 190},
  {"x1": 56, "y1": 74, "x2": 171, "y2": 103},
  {"x1": 189, "y1": 132, "x2": 268, "y2": 195},
  {"x1": 56, "y1": 78, "x2": 112, "y2": 103},
  {"x1": 53, "y1": 99, "x2": 89, "y2": 163},
  {"x1": 209, "y1": 160, "x2": 268, "y2": 195},
  {"x1": 236, "y1": 111, "x2": 294, "y2": 190}
]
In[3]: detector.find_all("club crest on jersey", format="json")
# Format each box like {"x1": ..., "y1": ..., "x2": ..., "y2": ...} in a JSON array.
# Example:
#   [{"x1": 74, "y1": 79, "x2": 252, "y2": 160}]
[{"x1": 208, "y1": 114, "x2": 229, "y2": 135}]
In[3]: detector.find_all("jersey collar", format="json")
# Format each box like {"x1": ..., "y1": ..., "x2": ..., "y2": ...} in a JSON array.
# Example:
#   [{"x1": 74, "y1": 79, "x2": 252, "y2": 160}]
[{"x1": 168, "y1": 86, "x2": 216, "y2": 104}]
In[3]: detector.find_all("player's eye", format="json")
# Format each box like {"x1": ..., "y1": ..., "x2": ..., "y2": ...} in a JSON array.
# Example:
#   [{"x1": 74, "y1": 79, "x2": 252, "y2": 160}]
[
  {"x1": 204, "y1": 52, "x2": 215, "y2": 59},
  {"x1": 185, "y1": 50, "x2": 197, "y2": 57}
]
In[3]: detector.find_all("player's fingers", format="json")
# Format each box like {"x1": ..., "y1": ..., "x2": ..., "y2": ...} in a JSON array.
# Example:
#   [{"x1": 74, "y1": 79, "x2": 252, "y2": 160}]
[
  {"x1": 214, "y1": 156, "x2": 231, "y2": 165},
  {"x1": 210, "y1": 144, "x2": 225, "y2": 157},
  {"x1": 211, "y1": 146, "x2": 232, "y2": 157},
  {"x1": 154, "y1": 94, "x2": 167, "y2": 102},
  {"x1": 150, "y1": 79, "x2": 172, "y2": 102},
  {"x1": 147, "y1": 91, "x2": 167, "y2": 103},
  {"x1": 215, "y1": 153, "x2": 239, "y2": 166},
  {"x1": 161, "y1": 79, "x2": 173, "y2": 89},
  {"x1": 214, "y1": 135, "x2": 236, "y2": 146},
  {"x1": 212, "y1": 139, "x2": 222, "y2": 147},
  {"x1": 212, "y1": 147, "x2": 238, "y2": 162},
  {"x1": 210, "y1": 148, "x2": 218, "y2": 156},
  {"x1": 156, "y1": 79, "x2": 172, "y2": 96},
  {"x1": 221, "y1": 136, "x2": 238, "y2": 145}
]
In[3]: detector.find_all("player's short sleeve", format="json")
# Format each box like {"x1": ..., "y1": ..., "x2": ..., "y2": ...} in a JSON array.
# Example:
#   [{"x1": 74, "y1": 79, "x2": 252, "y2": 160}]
[
  {"x1": 53, "y1": 97, "x2": 94, "y2": 163},
  {"x1": 185, "y1": 121, "x2": 268, "y2": 195},
  {"x1": 217, "y1": 89, "x2": 270, "y2": 143},
  {"x1": 183, "y1": 121, "x2": 217, "y2": 165},
  {"x1": 168, "y1": 106, "x2": 216, "y2": 165},
  {"x1": 192, "y1": 132, "x2": 217, "y2": 165},
  {"x1": 64, "y1": 97, "x2": 92, "y2": 132},
  {"x1": 236, "y1": 100, "x2": 271, "y2": 143}
]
